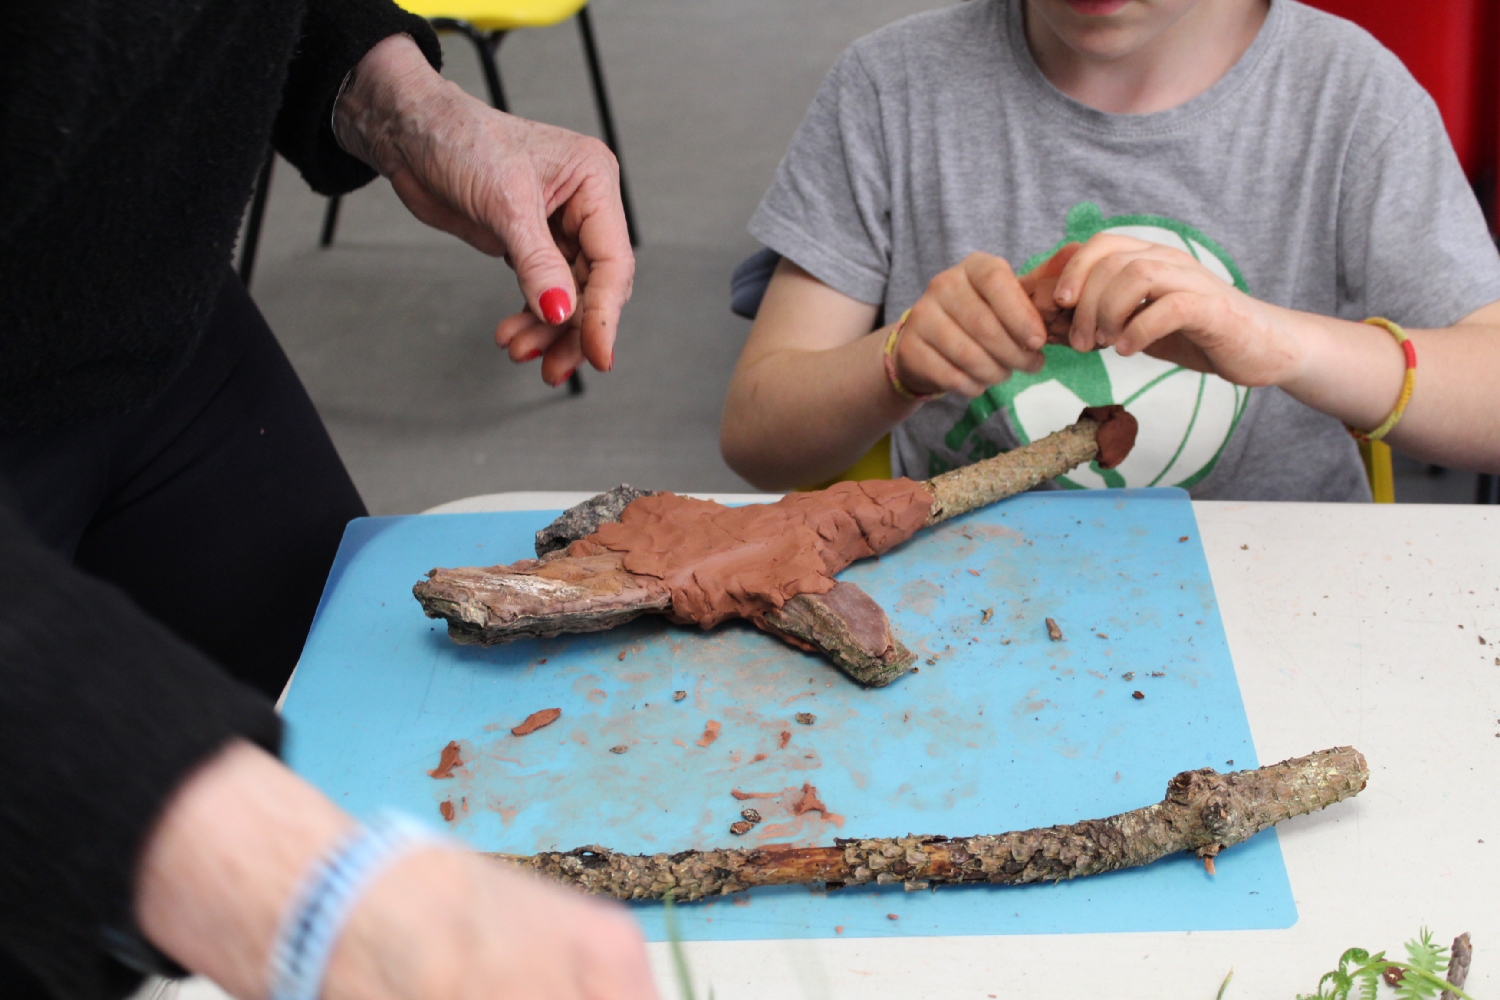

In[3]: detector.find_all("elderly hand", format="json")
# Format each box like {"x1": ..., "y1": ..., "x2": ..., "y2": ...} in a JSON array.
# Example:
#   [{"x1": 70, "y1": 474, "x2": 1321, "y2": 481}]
[
  {"x1": 1047, "y1": 233, "x2": 1304, "y2": 387},
  {"x1": 336, "y1": 34, "x2": 634, "y2": 387}
]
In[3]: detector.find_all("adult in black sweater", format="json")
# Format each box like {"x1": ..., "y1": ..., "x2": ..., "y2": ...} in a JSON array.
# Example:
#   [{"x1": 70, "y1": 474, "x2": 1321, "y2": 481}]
[{"x1": 1, "y1": 3, "x2": 645, "y2": 1000}]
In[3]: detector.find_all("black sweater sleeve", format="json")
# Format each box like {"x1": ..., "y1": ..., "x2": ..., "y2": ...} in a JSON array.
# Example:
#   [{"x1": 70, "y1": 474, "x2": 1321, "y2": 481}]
[
  {"x1": 274, "y1": 0, "x2": 444, "y2": 195},
  {"x1": 0, "y1": 493, "x2": 282, "y2": 1000}
]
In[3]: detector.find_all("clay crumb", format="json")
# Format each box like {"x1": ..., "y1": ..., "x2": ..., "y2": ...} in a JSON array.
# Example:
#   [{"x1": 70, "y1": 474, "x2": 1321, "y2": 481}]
[
  {"x1": 741, "y1": 808, "x2": 762, "y2": 823},
  {"x1": 1480, "y1": 636, "x2": 1488, "y2": 645},
  {"x1": 1178, "y1": 535, "x2": 1190, "y2": 542},
  {"x1": 795, "y1": 712, "x2": 816, "y2": 725},
  {"x1": 887, "y1": 913, "x2": 899, "y2": 920},
  {"x1": 1150, "y1": 671, "x2": 1165, "y2": 677},
  {"x1": 1226, "y1": 759, "x2": 1235, "y2": 766},
  {"x1": 428, "y1": 741, "x2": 463, "y2": 779},
  {"x1": 1240, "y1": 544, "x2": 1248, "y2": 550},
  {"x1": 729, "y1": 820, "x2": 754, "y2": 836},
  {"x1": 778, "y1": 730, "x2": 791, "y2": 748},
  {"x1": 538, "y1": 658, "x2": 548, "y2": 664},
  {"x1": 673, "y1": 690, "x2": 687, "y2": 701},
  {"x1": 439, "y1": 800, "x2": 455, "y2": 822},
  {"x1": 981, "y1": 607, "x2": 994, "y2": 624},
  {"x1": 1121, "y1": 671, "x2": 1135, "y2": 681},
  {"x1": 925, "y1": 657, "x2": 936, "y2": 665},
  {"x1": 609, "y1": 745, "x2": 629, "y2": 754},
  {"x1": 512, "y1": 708, "x2": 562, "y2": 736},
  {"x1": 617, "y1": 650, "x2": 627, "y2": 660},
  {"x1": 1132, "y1": 690, "x2": 1145, "y2": 700},
  {"x1": 750, "y1": 752, "x2": 767, "y2": 762},
  {"x1": 968, "y1": 568, "x2": 981, "y2": 577},
  {"x1": 696, "y1": 719, "x2": 722, "y2": 747},
  {"x1": 1046, "y1": 618, "x2": 1064, "y2": 641},
  {"x1": 835, "y1": 926, "x2": 844, "y2": 934},
  {"x1": 1096, "y1": 632, "x2": 1109, "y2": 639}
]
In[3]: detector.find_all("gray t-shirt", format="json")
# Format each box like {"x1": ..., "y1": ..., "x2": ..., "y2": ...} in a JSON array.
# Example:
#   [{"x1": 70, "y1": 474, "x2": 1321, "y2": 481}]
[{"x1": 748, "y1": 0, "x2": 1500, "y2": 500}]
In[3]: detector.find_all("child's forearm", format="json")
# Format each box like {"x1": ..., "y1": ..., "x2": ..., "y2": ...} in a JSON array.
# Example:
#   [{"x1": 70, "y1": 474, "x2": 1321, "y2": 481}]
[
  {"x1": 721, "y1": 326, "x2": 919, "y2": 490},
  {"x1": 1277, "y1": 303, "x2": 1500, "y2": 471}
]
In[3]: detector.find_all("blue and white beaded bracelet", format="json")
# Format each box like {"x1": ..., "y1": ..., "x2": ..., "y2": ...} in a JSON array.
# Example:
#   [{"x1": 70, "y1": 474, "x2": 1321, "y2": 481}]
[{"x1": 268, "y1": 811, "x2": 445, "y2": 1000}]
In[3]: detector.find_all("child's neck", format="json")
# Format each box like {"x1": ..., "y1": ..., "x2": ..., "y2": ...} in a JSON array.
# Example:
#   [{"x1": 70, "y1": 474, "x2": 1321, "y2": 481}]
[{"x1": 1024, "y1": 0, "x2": 1269, "y2": 115}]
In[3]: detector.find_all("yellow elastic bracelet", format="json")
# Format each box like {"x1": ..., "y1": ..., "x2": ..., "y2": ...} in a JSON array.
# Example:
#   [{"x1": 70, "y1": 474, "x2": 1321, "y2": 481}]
[
  {"x1": 882, "y1": 309, "x2": 936, "y2": 403},
  {"x1": 1347, "y1": 317, "x2": 1417, "y2": 443}
]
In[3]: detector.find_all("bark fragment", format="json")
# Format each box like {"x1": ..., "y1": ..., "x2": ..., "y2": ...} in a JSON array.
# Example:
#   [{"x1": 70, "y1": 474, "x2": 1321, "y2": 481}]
[{"x1": 492, "y1": 747, "x2": 1368, "y2": 903}]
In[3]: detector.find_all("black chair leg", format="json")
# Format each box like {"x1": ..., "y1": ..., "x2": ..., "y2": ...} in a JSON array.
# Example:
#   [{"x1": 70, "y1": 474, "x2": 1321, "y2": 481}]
[
  {"x1": 568, "y1": 369, "x2": 584, "y2": 394},
  {"x1": 576, "y1": 5, "x2": 638, "y2": 246},
  {"x1": 320, "y1": 195, "x2": 342, "y2": 248},
  {"x1": 239, "y1": 151, "x2": 275, "y2": 287},
  {"x1": 429, "y1": 18, "x2": 511, "y2": 112},
  {"x1": 1478, "y1": 473, "x2": 1498, "y2": 504}
]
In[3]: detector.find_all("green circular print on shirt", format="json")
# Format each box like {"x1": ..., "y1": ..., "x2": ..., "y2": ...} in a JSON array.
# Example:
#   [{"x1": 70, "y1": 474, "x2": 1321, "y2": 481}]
[{"x1": 943, "y1": 202, "x2": 1252, "y2": 490}]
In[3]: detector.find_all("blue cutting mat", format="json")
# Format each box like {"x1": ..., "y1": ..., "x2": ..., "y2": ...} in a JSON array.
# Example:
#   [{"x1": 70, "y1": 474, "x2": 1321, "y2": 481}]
[{"x1": 282, "y1": 486, "x2": 1294, "y2": 941}]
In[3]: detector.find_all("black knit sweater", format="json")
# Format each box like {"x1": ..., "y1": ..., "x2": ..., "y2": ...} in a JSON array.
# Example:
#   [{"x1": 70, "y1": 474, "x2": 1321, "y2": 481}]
[
  {"x1": 0, "y1": 0, "x2": 440, "y2": 433},
  {"x1": 0, "y1": 3, "x2": 438, "y2": 997}
]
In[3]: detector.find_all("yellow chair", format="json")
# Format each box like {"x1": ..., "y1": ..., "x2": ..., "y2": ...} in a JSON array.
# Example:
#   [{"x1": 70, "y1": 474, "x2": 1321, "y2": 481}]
[{"x1": 317, "y1": 0, "x2": 637, "y2": 253}]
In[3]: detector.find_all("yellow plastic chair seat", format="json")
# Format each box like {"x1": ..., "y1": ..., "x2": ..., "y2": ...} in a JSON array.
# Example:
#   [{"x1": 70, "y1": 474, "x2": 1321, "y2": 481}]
[{"x1": 398, "y1": 0, "x2": 588, "y2": 31}]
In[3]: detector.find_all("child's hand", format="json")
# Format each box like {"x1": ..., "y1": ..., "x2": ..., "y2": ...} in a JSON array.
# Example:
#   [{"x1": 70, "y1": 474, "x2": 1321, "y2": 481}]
[
  {"x1": 893, "y1": 250, "x2": 1085, "y2": 398},
  {"x1": 1048, "y1": 234, "x2": 1306, "y2": 388}
]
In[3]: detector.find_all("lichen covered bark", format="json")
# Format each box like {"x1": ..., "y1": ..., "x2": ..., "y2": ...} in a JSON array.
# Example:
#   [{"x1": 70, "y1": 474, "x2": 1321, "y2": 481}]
[{"x1": 497, "y1": 747, "x2": 1367, "y2": 901}]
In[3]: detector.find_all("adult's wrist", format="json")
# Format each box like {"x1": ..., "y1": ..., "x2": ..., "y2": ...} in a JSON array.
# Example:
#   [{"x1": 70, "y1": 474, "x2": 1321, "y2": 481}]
[{"x1": 333, "y1": 33, "x2": 449, "y2": 177}]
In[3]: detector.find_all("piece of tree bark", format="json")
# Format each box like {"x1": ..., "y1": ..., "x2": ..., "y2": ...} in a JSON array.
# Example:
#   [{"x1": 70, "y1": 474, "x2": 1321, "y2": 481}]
[
  {"x1": 494, "y1": 747, "x2": 1367, "y2": 902},
  {"x1": 1442, "y1": 932, "x2": 1473, "y2": 1000},
  {"x1": 414, "y1": 410, "x2": 1135, "y2": 680}
]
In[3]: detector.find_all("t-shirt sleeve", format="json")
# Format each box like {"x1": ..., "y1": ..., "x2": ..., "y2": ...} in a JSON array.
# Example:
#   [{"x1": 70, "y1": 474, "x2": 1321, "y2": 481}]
[
  {"x1": 273, "y1": 0, "x2": 444, "y2": 196},
  {"x1": 747, "y1": 45, "x2": 893, "y2": 305},
  {"x1": 0, "y1": 494, "x2": 282, "y2": 1000},
  {"x1": 1337, "y1": 92, "x2": 1500, "y2": 327}
]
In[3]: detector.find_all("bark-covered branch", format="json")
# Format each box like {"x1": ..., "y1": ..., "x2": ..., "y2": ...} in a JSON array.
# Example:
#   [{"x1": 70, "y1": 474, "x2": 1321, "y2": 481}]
[{"x1": 494, "y1": 747, "x2": 1367, "y2": 902}]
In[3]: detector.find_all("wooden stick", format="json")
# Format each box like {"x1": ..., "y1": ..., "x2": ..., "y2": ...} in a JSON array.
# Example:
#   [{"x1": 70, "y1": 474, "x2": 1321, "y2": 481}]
[
  {"x1": 924, "y1": 416, "x2": 1105, "y2": 525},
  {"x1": 493, "y1": 747, "x2": 1367, "y2": 902}
]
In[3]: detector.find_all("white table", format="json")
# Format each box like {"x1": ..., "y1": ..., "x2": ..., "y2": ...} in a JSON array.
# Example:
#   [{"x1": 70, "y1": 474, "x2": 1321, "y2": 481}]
[{"x1": 154, "y1": 496, "x2": 1500, "y2": 1000}]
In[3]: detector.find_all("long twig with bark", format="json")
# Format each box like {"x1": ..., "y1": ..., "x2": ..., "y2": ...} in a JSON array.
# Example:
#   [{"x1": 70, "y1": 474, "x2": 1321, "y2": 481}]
[
  {"x1": 415, "y1": 408, "x2": 1136, "y2": 685},
  {"x1": 492, "y1": 746, "x2": 1367, "y2": 901}
]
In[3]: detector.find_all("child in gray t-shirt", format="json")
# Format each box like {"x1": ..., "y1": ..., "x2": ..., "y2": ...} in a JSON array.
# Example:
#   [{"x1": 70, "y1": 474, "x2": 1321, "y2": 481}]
[{"x1": 723, "y1": 0, "x2": 1500, "y2": 499}]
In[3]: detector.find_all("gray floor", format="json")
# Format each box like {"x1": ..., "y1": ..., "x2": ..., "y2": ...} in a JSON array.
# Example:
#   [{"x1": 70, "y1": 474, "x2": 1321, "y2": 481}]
[{"x1": 245, "y1": 0, "x2": 1485, "y2": 513}]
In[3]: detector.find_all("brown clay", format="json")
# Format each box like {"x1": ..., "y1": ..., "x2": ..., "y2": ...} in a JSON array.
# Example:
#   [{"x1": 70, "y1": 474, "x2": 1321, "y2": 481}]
[
  {"x1": 579, "y1": 481, "x2": 933, "y2": 628},
  {"x1": 791, "y1": 783, "x2": 829, "y2": 816},
  {"x1": 778, "y1": 730, "x2": 791, "y2": 749},
  {"x1": 1046, "y1": 618, "x2": 1064, "y2": 642},
  {"x1": 696, "y1": 720, "x2": 722, "y2": 747},
  {"x1": 1078, "y1": 406, "x2": 1137, "y2": 469},
  {"x1": 439, "y1": 800, "x2": 455, "y2": 822},
  {"x1": 428, "y1": 741, "x2": 463, "y2": 779},
  {"x1": 512, "y1": 708, "x2": 562, "y2": 736}
]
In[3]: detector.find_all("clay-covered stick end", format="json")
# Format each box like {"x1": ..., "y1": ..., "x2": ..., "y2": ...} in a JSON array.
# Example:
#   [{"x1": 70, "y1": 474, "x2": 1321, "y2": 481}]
[{"x1": 1078, "y1": 405, "x2": 1138, "y2": 469}]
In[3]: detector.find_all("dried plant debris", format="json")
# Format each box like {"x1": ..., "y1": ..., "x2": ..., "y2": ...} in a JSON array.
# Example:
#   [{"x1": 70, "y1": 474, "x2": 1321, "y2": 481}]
[
  {"x1": 1046, "y1": 618, "x2": 1064, "y2": 641},
  {"x1": 795, "y1": 712, "x2": 816, "y2": 725},
  {"x1": 673, "y1": 690, "x2": 687, "y2": 701},
  {"x1": 609, "y1": 745, "x2": 629, "y2": 754},
  {"x1": 981, "y1": 607, "x2": 994, "y2": 624},
  {"x1": 1132, "y1": 691, "x2": 1145, "y2": 700},
  {"x1": 740, "y1": 808, "x2": 762, "y2": 824},
  {"x1": 1299, "y1": 928, "x2": 1475, "y2": 1000},
  {"x1": 494, "y1": 747, "x2": 1368, "y2": 902},
  {"x1": 512, "y1": 708, "x2": 562, "y2": 736},
  {"x1": 1122, "y1": 671, "x2": 1135, "y2": 681},
  {"x1": 729, "y1": 821, "x2": 755, "y2": 836}
]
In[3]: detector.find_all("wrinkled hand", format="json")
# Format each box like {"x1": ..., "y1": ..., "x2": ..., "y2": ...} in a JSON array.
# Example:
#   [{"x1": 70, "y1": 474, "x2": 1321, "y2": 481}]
[
  {"x1": 339, "y1": 35, "x2": 634, "y2": 386},
  {"x1": 1047, "y1": 234, "x2": 1303, "y2": 387},
  {"x1": 891, "y1": 250, "x2": 1080, "y2": 398},
  {"x1": 329, "y1": 846, "x2": 658, "y2": 1000}
]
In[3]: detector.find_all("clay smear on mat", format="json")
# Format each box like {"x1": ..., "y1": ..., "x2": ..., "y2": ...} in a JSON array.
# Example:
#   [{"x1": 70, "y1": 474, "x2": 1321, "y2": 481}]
[
  {"x1": 428, "y1": 741, "x2": 463, "y2": 778},
  {"x1": 730, "y1": 782, "x2": 843, "y2": 842},
  {"x1": 570, "y1": 480, "x2": 933, "y2": 627},
  {"x1": 512, "y1": 708, "x2": 561, "y2": 736}
]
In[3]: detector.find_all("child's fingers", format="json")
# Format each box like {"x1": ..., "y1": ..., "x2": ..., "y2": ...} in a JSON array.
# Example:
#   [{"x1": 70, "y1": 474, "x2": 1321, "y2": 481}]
[
  {"x1": 1092, "y1": 257, "x2": 1182, "y2": 346},
  {"x1": 1028, "y1": 242, "x2": 1083, "y2": 282},
  {"x1": 899, "y1": 331, "x2": 989, "y2": 399},
  {"x1": 961, "y1": 253, "x2": 1047, "y2": 354},
  {"x1": 1053, "y1": 234, "x2": 1155, "y2": 307},
  {"x1": 907, "y1": 300, "x2": 1011, "y2": 388},
  {"x1": 1067, "y1": 250, "x2": 1140, "y2": 352},
  {"x1": 1116, "y1": 291, "x2": 1217, "y2": 358}
]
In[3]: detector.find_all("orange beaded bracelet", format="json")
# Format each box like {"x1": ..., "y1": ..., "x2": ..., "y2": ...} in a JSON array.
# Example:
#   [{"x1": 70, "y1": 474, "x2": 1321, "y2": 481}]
[
  {"x1": 1347, "y1": 317, "x2": 1416, "y2": 443},
  {"x1": 882, "y1": 309, "x2": 936, "y2": 403}
]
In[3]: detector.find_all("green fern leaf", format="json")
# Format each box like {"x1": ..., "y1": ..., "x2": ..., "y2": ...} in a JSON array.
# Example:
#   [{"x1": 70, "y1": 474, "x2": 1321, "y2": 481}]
[{"x1": 1404, "y1": 928, "x2": 1449, "y2": 977}]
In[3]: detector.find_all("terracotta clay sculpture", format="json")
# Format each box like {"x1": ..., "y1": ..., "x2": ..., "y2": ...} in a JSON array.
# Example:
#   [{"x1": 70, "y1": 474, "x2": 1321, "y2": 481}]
[
  {"x1": 493, "y1": 746, "x2": 1367, "y2": 902},
  {"x1": 414, "y1": 407, "x2": 1137, "y2": 686}
]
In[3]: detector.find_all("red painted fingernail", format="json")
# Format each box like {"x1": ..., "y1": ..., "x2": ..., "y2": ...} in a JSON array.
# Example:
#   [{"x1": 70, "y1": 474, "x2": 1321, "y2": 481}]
[
  {"x1": 522, "y1": 349, "x2": 542, "y2": 361},
  {"x1": 539, "y1": 287, "x2": 571, "y2": 326},
  {"x1": 607, "y1": 349, "x2": 614, "y2": 372}
]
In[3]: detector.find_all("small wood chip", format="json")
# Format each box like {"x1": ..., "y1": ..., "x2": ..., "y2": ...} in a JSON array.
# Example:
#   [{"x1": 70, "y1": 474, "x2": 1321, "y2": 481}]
[
  {"x1": 609, "y1": 745, "x2": 629, "y2": 754},
  {"x1": 741, "y1": 808, "x2": 762, "y2": 823},
  {"x1": 981, "y1": 607, "x2": 994, "y2": 624},
  {"x1": 1150, "y1": 671, "x2": 1165, "y2": 677},
  {"x1": 1240, "y1": 544, "x2": 1248, "y2": 550},
  {"x1": 968, "y1": 568, "x2": 981, "y2": 576},
  {"x1": 673, "y1": 690, "x2": 687, "y2": 701},
  {"x1": 1096, "y1": 632, "x2": 1109, "y2": 639},
  {"x1": 795, "y1": 712, "x2": 816, "y2": 725},
  {"x1": 512, "y1": 708, "x2": 562, "y2": 736},
  {"x1": 1046, "y1": 617, "x2": 1064, "y2": 641},
  {"x1": 1122, "y1": 671, "x2": 1135, "y2": 681},
  {"x1": 887, "y1": 913, "x2": 899, "y2": 920},
  {"x1": 1179, "y1": 536, "x2": 1189, "y2": 542},
  {"x1": 1132, "y1": 690, "x2": 1145, "y2": 700},
  {"x1": 729, "y1": 820, "x2": 754, "y2": 836}
]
